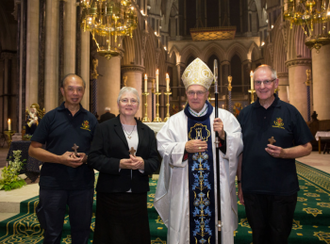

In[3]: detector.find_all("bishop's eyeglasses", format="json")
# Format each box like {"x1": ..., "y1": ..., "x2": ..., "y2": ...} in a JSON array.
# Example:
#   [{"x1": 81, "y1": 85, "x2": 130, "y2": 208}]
[{"x1": 187, "y1": 91, "x2": 206, "y2": 97}]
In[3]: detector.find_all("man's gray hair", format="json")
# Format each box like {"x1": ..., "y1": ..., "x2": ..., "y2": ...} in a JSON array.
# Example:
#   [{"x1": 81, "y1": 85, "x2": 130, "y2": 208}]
[
  {"x1": 253, "y1": 65, "x2": 277, "y2": 80},
  {"x1": 105, "y1": 107, "x2": 111, "y2": 111},
  {"x1": 117, "y1": 87, "x2": 140, "y2": 105}
]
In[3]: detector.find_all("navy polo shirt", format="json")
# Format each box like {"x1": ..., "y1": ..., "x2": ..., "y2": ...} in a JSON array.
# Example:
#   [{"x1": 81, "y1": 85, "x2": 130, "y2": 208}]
[
  {"x1": 237, "y1": 94, "x2": 313, "y2": 196},
  {"x1": 31, "y1": 102, "x2": 98, "y2": 190}
]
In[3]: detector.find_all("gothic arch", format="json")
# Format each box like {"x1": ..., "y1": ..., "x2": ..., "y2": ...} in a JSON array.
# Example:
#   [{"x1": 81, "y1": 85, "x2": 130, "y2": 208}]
[
  {"x1": 226, "y1": 42, "x2": 248, "y2": 62},
  {"x1": 247, "y1": 42, "x2": 261, "y2": 61},
  {"x1": 169, "y1": 45, "x2": 181, "y2": 64},
  {"x1": 272, "y1": 18, "x2": 288, "y2": 73},
  {"x1": 180, "y1": 44, "x2": 201, "y2": 64},
  {"x1": 202, "y1": 42, "x2": 226, "y2": 63}
]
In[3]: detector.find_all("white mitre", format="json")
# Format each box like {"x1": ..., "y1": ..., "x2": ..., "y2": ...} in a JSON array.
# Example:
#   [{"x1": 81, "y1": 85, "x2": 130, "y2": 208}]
[{"x1": 181, "y1": 58, "x2": 213, "y2": 90}]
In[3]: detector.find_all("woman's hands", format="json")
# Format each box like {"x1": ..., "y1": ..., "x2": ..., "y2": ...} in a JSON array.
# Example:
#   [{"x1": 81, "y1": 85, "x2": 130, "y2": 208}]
[{"x1": 119, "y1": 155, "x2": 145, "y2": 170}]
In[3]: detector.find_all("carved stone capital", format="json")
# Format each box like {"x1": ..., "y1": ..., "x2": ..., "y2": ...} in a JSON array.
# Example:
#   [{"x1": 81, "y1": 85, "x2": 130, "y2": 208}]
[
  {"x1": 277, "y1": 72, "x2": 288, "y2": 79},
  {"x1": 285, "y1": 58, "x2": 312, "y2": 68},
  {"x1": 221, "y1": 60, "x2": 230, "y2": 66},
  {"x1": 121, "y1": 64, "x2": 145, "y2": 74}
]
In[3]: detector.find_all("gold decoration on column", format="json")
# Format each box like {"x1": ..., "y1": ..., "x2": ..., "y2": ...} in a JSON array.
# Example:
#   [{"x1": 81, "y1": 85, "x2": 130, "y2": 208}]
[
  {"x1": 123, "y1": 75, "x2": 127, "y2": 87},
  {"x1": 79, "y1": 0, "x2": 138, "y2": 59},
  {"x1": 142, "y1": 74, "x2": 150, "y2": 122},
  {"x1": 228, "y1": 75, "x2": 232, "y2": 91},
  {"x1": 284, "y1": 0, "x2": 330, "y2": 51},
  {"x1": 305, "y1": 69, "x2": 311, "y2": 86},
  {"x1": 91, "y1": 58, "x2": 99, "y2": 79},
  {"x1": 164, "y1": 73, "x2": 171, "y2": 122}
]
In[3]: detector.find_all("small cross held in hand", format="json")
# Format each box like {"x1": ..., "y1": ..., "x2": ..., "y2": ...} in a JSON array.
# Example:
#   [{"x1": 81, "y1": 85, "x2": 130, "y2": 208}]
[
  {"x1": 72, "y1": 143, "x2": 79, "y2": 156},
  {"x1": 129, "y1": 147, "x2": 136, "y2": 156},
  {"x1": 268, "y1": 136, "x2": 276, "y2": 145}
]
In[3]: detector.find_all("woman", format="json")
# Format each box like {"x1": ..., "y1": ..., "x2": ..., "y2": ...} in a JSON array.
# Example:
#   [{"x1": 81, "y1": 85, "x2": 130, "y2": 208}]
[{"x1": 88, "y1": 87, "x2": 160, "y2": 244}]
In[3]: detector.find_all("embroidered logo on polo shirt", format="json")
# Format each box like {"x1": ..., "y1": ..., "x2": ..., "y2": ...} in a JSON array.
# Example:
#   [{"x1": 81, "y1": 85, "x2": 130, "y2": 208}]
[
  {"x1": 81, "y1": 120, "x2": 91, "y2": 131},
  {"x1": 272, "y1": 117, "x2": 285, "y2": 129}
]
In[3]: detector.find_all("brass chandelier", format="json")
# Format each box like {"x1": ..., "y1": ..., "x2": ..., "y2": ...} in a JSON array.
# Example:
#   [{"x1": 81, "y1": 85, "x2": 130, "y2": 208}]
[
  {"x1": 284, "y1": 0, "x2": 330, "y2": 51},
  {"x1": 79, "y1": 0, "x2": 138, "y2": 59}
]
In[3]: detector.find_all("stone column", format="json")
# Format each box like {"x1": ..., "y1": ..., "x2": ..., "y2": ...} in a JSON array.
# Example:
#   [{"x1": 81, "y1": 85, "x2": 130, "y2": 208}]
[
  {"x1": 26, "y1": 0, "x2": 39, "y2": 107},
  {"x1": 121, "y1": 65, "x2": 145, "y2": 119},
  {"x1": 1, "y1": 54, "x2": 9, "y2": 130},
  {"x1": 44, "y1": 0, "x2": 59, "y2": 111},
  {"x1": 97, "y1": 55, "x2": 121, "y2": 116},
  {"x1": 277, "y1": 72, "x2": 289, "y2": 103},
  {"x1": 63, "y1": 0, "x2": 76, "y2": 74},
  {"x1": 285, "y1": 58, "x2": 311, "y2": 121},
  {"x1": 221, "y1": 61, "x2": 230, "y2": 108},
  {"x1": 176, "y1": 62, "x2": 186, "y2": 110},
  {"x1": 242, "y1": 60, "x2": 250, "y2": 93},
  {"x1": 312, "y1": 44, "x2": 330, "y2": 120},
  {"x1": 80, "y1": 31, "x2": 90, "y2": 110}
]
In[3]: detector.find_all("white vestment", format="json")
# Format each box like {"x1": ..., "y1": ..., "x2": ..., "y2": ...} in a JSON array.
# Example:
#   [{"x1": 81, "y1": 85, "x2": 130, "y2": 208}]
[{"x1": 154, "y1": 108, "x2": 243, "y2": 244}]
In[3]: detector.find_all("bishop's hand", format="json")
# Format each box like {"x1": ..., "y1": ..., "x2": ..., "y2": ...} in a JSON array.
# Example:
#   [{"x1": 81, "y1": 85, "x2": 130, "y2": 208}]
[
  {"x1": 185, "y1": 139, "x2": 207, "y2": 153},
  {"x1": 213, "y1": 118, "x2": 225, "y2": 140}
]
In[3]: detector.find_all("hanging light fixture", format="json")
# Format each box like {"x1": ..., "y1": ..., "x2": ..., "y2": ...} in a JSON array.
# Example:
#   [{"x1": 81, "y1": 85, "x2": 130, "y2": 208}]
[
  {"x1": 284, "y1": 0, "x2": 330, "y2": 51},
  {"x1": 79, "y1": 0, "x2": 138, "y2": 59}
]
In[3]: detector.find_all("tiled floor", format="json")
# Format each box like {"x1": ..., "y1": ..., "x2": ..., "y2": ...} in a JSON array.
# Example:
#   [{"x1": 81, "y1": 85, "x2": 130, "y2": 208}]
[{"x1": 0, "y1": 147, "x2": 329, "y2": 222}]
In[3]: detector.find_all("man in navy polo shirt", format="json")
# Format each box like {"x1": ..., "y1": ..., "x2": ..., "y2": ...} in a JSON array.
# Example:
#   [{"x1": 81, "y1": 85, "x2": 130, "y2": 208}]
[
  {"x1": 29, "y1": 74, "x2": 98, "y2": 244},
  {"x1": 237, "y1": 65, "x2": 313, "y2": 244}
]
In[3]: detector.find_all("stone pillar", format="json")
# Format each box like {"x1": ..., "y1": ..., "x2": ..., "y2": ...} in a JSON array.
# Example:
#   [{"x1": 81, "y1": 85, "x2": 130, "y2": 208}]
[
  {"x1": 312, "y1": 44, "x2": 330, "y2": 120},
  {"x1": 277, "y1": 72, "x2": 289, "y2": 103},
  {"x1": 1, "y1": 54, "x2": 9, "y2": 130},
  {"x1": 80, "y1": 31, "x2": 90, "y2": 110},
  {"x1": 64, "y1": 0, "x2": 76, "y2": 74},
  {"x1": 221, "y1": 61, "x2": 230, "y2": 108},
  {"x1": 176, "y1": 62, "x2": 186, "y2": 110},
  {"x1": 242, "y1": 60, "x2": 251, "y2": 93},
  {"x1": 285, "y1": 58, "x2": 311, "y2": 121},
  {"x1": 26, "y1": 0, "x2": 39, "y2": 107},
  {"x1": 121, "y1": 65, "x2": 145, "y2": 119},
  {"x1": 44, "y1": 0, "x2": 59, "y2": 111},
  {"x1": 97, "y1": 55, "x2": 121, "y2": 116}
]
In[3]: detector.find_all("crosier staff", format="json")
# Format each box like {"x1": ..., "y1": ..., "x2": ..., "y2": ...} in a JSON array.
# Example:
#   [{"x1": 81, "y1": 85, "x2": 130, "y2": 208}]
[{"x1": 213, "y1": 59, "x2": 222, "y2": 244}]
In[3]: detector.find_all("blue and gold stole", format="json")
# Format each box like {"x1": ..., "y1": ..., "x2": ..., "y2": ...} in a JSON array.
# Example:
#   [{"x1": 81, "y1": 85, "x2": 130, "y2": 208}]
[{"x1": 184, "y1": 101, "x2": 215, "y2": 244}]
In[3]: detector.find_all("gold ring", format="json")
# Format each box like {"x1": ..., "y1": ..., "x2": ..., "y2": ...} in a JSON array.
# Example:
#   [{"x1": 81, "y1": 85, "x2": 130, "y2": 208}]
[{"x1": 199, "y1": 147, "x2": 201, "y2": 150}]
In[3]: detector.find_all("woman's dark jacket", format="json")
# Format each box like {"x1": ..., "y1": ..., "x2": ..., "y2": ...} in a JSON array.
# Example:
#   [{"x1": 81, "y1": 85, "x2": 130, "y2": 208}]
[{"x1": 88, "y1": 116, "x2": 160, "y2": 193}]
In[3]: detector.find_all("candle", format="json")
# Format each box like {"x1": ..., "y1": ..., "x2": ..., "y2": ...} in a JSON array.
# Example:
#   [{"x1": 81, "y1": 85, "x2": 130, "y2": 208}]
[
  {"x1": 144, "y1": 74, "x2": 148, "y2": 93},
  {"x1": 156, "y1": 69, "x2": 159, "y2": 93},
  {"x1": 166, "y1": 73, "x2": 170, "y2": 92},
  {"x1": 250, "y1": 70, "x2": 254, "y2": 90},
  {"x1": 8, "y1": 118, "x2": 11, "y2": 131}
]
